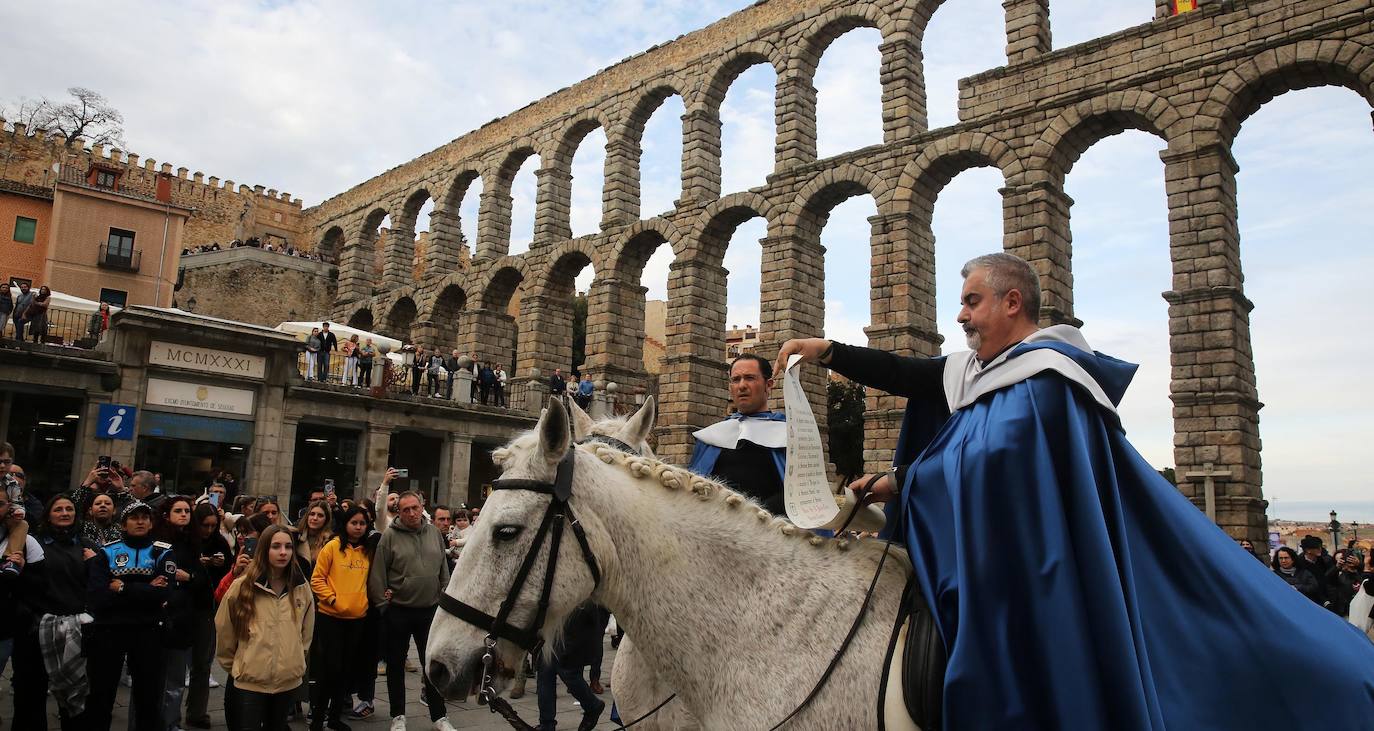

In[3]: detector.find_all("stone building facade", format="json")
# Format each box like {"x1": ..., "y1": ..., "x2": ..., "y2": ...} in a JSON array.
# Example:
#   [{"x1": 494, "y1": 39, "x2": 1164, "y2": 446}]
[
  {"x1": 298, "y1": 0, "x2": 1374, "y2": 544},
  {"x1": 177, "y1": 246, "x2": 337, "y2": 326}
]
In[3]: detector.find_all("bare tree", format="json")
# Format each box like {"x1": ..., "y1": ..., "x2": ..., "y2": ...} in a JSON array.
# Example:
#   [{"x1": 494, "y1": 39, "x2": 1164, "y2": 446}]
[{"x1": 3, "y1": 87, "x2": 125, "y2": 148}]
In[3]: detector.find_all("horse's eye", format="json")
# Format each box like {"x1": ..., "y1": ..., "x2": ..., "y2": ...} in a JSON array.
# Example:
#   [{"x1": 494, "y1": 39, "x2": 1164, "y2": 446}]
[{"x1": 494, "y1": 525, "x2": 522, "y2": 542}]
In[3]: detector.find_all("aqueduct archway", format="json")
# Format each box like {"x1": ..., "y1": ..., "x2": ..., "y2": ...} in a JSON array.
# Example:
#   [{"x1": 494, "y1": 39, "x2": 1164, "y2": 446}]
[{"x1": 306, "y1": 0, "x2": 1374, "y2": 544}]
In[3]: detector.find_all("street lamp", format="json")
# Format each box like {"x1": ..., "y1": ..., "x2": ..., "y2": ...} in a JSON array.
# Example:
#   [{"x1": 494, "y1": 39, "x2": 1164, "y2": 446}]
[
  {"x1": 1353, "y1": 521, "x2": 1360, "y2": 542},
  {"x1": 1329, "y1": 510, "x2": 1342, "y2": 549}
]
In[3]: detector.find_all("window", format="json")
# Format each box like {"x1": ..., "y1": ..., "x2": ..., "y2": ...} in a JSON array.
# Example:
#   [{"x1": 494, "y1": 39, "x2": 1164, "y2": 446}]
[
  {"x1": 107, "y1": 228, "x2": 135, "y2": 258},
  {"x1": 9, "y1": 277, "x2": 31, "y2": 289},
  {"x1": 95, "y1": 170, "x2": 117, "y2": 189},
  {"x1": 13, "y1": 216, "x2": 36, "y2": 244},
  {"x1": 98, "y1": 288, "x2": 128, "y2": 308}
]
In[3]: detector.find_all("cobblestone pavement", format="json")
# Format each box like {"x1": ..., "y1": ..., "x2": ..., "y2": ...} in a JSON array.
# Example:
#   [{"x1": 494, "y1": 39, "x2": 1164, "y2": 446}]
[{"x1": 4, "y1": 639, "x2": 623, "y2": 730}]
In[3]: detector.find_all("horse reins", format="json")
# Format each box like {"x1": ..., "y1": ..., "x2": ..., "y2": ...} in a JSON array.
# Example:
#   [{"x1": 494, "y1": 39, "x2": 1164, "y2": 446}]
[{"x1": 434, "y1": 428, "x2": 896, "y2": 730}]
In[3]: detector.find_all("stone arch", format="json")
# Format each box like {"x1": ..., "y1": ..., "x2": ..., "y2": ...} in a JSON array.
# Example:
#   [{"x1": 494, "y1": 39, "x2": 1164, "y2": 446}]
[
  {"x1": 476, "y1": 258, "x2": 530, "y2": 311},
  {"x1": 346, "y1": 306, "x2": 374, "y2": 331},
  {"x1": 895, "y1": 131, "x2": 1022, "y2": 209},
  {"x1": 424, "y1": 279, "x2": 468, "y2": 351},
  {"x1": 690, "y1": 191, "x2": 777, "y2": 266},
  {"x1": 477, "y1": 143, "x2": 541, "y2": 260},
  {"x1": 381, "y1": 295, "x2": 418, "y2": 342},
  {"x1": 427, "y1": 169, "x2": 481, "y2": 274},
  {"x1": 793, "y1": 4, "x2": 893, "y2": 77},
  {"x1": 610, "y1": 80, "x2": 689, "y2": 222},
  {"x1": 697, "y1": 40, "x2": 786, "y2": 111},
  {"x1": 318, "y1": 226, "x2": 344, "y2": 264},
  {"x1": 610, "y1": 218, "x2": 685, "y2": 279},
  {"x1": 386, "y1": 187, "x2": 432, "y2": 283},
  {"x1": 784, "y1": 162, "x2": 894, "y2": 233},
  {"x1": 1027, "y1": 90, "x2": 1187, "y2": 186},
  {"x1": 533, "y1": 240, "x2": 602, "y2": 298},
  {"x1": 1196, "y1": 39, "x2": 1374, "y2": 147},
  {"x1": 548, "y1": 113, "x2": 614, "y2": 238}
]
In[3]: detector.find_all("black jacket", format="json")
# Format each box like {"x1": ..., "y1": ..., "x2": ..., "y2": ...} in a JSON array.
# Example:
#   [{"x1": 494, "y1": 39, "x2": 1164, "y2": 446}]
[
  {"x1": 198, "y1": 531, "x2": 233, "y2": 610},
  {"x1": 162, "y1": 535, "x2": 205, "y2": 647},
  {"x1": 1275, "y1": 566, "x2": 1324, "y2": 605},
  {"x1": 320, "y1": 331, "x2": 338, "y2": 352},
  {"x1": 552, "y1": 603, "x2": 610, "y2": 668},
  {"x1": 35, "y1": 528, "x2": 99, "y2": 617}
]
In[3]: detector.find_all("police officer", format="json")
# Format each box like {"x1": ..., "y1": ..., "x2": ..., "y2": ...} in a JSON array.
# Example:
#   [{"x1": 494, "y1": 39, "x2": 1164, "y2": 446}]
[{"x1": 85, "y1": 500, "x2": 174, "y2": 731}]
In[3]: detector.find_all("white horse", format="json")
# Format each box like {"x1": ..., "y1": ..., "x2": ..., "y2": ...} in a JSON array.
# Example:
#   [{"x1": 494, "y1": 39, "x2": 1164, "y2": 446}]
[{"x1": 427, "y1": 399, "x2": 917, "y2": 729}]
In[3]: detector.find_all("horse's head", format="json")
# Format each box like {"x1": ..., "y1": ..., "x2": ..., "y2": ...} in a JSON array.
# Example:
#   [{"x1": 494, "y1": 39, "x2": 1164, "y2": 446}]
[
  {"x1": 426, "y1": 397, "x2": 655, "y2": 698},
  {"x1": 568, "y1": 395, "x2": 656, "y2": 458}
]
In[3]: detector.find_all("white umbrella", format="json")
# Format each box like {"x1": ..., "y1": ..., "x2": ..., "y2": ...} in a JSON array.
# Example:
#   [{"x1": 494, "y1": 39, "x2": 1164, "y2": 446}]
[{"x1": 7, "y1": 285, "x2": 122, "y2": 315}]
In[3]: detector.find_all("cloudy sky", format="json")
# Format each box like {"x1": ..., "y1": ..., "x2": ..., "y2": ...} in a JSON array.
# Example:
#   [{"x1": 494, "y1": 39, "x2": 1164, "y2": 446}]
[{"x1": 5, "y1": 0, "x2": 1371, "y2": 519}]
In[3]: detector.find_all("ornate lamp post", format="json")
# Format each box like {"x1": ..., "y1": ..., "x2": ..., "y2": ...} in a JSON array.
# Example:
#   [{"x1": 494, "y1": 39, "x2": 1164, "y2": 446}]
[{"x1": 1329, "y1": 510, "x2": 1342, "y2": 549}]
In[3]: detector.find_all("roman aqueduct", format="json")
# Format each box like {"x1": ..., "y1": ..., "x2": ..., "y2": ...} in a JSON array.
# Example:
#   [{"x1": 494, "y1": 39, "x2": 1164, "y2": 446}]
[{"x1": 305, "y1": 0, "x2": 1374, "y2": 541}]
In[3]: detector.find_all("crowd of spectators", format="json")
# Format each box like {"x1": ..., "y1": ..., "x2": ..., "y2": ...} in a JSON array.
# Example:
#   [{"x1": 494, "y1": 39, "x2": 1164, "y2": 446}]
[
  {"x1": 0, "y1": 441, "x2": 617, "y2": 730},
  {"x1": 182, "y1": 238, "x2": 333, "y2": 264},
  {"x1": 1, "y1": 280, "x2": 54, "y2": 344},
  {"x1": 1267, "y1": 534, "x2": 1374, "y2": 637}
]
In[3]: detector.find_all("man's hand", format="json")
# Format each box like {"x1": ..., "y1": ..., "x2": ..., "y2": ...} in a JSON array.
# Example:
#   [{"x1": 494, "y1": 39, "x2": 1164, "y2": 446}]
[
  {"x1": 109, "y1": 579, "x2": 124, "y2": 592},
  {"x1": 232, "y1": 553, "x2": 250, "y2": 576},
  {"x1": 151, "y1": 576, "x2": 169, "y2": 588},
  {"x1": 381, "y1": 467, "x2": 399, "y2": 487},
  {"x1": 82, "y1": 548, "x2": 97, "y2": 561},
  {"x1": 211, "y1": 552, "x2": 226, "y2": 567},
  {"x1": 847, "y1": 473, "x2": 899, "y2": 503},
  {"x1": 776, "y1": 338, "x2": 834, "y2": 376},
  {"x1": 383, "y1": 588, "x2": 394, "y2": 601},
  {"x1": 174, "y1": 569, "x2": 191, "y2": 582}
]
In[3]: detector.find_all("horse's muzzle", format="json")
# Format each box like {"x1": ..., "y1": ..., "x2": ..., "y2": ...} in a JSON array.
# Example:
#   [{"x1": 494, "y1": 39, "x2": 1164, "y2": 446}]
[{"x1": 428, "y1": 652, "x2": 511, "y2": 701}]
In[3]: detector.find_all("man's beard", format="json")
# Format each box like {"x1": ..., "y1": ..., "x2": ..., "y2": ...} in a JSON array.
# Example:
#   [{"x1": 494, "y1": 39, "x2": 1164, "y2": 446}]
[{"x1": 964, "y1": 328, "x2": 981, "y2": 351}]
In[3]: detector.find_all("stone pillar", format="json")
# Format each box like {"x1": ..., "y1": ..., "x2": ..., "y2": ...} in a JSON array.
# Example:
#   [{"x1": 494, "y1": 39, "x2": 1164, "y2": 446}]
[
  {"x1": 582, "y1": 276, "x2": 652, "y2": 395},
  {"x1": 454, "y1": 368, "x2": 475, "y2": 405},
  {"x1": 680, "y1": 108, "x2": 722, "y2": 205},
  {"x1": 590, "y1": 390, "x2": 611, "y2": 420},
  {"x1": 360, "y1": 424, "x2": 393, "y2": 500},
  {"x1": 440, "y1": 433, "x2": 473, "y2": 507},
  {"x1": 757, "y1": 234, "x2": 827, "y2": 434},
  {"x1": 516, "y1": 293, "x2": 571, "y2": 378},
  {"x1": 1003, "y1": 0, "x2": 1052, "y2": 65},
  {"x1": 475, "y1": 187, "x2": 512, "y2": 261},
  {"x1": 382, "y1": 220, "x2": 416, "y2": 289},
  {"x1": 657, "y1": 258, "x2": 729, "y2": 465},
  {"x1": 1001, "y1": 181, "x2": 1079, "y2": 326},
  {"x1": 458, "y1": 309, "x2": 517, "y2": 372},
  {"x1": 410, "y1": 319, "x2": 441, "y2": 352},
  {"x1": 425, "y1": 204, "x2": 466, "y2": 276},
  {"x1": 602, "y1": 135, "x2": 641, "y2": 226},
  {"x1": 336, "y1": 238, "x2": 372, "y2": 305},
  {"x1": 533, "y1": 166, "x2": 573, "y2": 245},
  {"x1": 1160, "y1": 143, "x2": 1264, "y2": 542},
  {"x1": 879, "y1": 38, "x2": 927, "y2": 142},
  {"x1": 863, "y1": 211, "x2": 942, "y2": 473},
  {"x1": 774, "y1": 74, "x2": 817, "y2": 171}
]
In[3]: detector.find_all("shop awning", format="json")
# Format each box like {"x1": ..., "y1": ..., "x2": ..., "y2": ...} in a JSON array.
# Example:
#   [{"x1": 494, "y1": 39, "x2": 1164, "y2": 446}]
[{"x1": 6, "y1": 286, "x2": 123, "y2": 315}]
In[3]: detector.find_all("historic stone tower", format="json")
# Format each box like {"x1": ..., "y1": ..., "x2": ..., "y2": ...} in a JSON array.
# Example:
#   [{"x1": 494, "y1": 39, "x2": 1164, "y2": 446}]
[{"x1": 302, "y1": 0, "x2": 1374, "y2": 545}]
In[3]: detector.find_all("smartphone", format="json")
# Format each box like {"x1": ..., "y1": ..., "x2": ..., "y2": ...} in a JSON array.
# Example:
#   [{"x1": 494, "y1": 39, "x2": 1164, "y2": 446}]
[
  {"x1": 97, "y1": 455, "x2": 112, "y2": 470},
  {"x1": 208, "y1": 492, "x2": 222, "y2": 508},
  {"x1": 324, "y1": 482, "x2": 336, "y2": 497},
  {"x1": 242, "y1": 537, "x2": 258, "y2": 557},
  {"x1": 395, "y1": 468, "x2": 409, "y2": 478}
]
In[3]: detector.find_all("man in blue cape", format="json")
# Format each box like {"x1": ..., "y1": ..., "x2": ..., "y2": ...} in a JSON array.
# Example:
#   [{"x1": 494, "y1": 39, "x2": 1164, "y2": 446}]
[
  {"x1": 779, "y1": 252, "x2": 1374, "y2": 729},
  {"x1": 688, "y1": 353, "x2": 788, "y2": 515}
]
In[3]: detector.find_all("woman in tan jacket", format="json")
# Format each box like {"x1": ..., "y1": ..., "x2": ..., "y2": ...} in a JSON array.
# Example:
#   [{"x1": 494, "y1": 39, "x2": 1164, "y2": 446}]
[{"x1": 216, "y1": 524, "x2": 315, "y2": 731}]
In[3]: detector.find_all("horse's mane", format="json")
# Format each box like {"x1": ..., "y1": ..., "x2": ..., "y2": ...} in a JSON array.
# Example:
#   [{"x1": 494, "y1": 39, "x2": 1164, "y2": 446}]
[{"x1": 493, "y1": 419, "x2": 900, "y2": 564}]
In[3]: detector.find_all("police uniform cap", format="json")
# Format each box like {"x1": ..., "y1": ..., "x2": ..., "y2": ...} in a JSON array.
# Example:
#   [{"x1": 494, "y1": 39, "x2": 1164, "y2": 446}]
[{"x1": 119, "y1": 500, "x2": 153, "y2": 522}]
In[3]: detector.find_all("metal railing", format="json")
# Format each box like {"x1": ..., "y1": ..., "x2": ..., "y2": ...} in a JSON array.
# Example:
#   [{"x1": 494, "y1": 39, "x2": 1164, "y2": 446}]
[
  {"x1": 0, "y1": 308, "x2": 106, "y2": 348},
  {"x1": 97, "y1": 244, "x2": 141, "y2": 272},
  {"x1": 294, "y1": 352, "x2": 533, "y2": 413}
]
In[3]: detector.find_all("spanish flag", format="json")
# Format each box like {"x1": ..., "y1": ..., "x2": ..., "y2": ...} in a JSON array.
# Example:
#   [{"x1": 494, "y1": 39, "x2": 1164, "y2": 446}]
[{"x1": 1172, "y1": 0, "x2": 1198, "y2": 14}]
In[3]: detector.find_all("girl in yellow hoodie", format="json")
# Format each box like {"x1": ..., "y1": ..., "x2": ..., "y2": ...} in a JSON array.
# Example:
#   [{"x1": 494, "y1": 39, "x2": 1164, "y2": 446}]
[
  {"x1": 216, "y1": 524, "x2": 315, "y2": 730},
  {"x1": 307, "y1": 505, "x2": 373, "y2": 730}
]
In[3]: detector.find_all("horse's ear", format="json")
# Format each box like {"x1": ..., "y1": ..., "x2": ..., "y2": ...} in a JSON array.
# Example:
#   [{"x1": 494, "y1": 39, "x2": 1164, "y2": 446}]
[
  {"x1": 568, "y1": 396, "x2": 594, "y2": 440},
  {"x1": 623, "y1": 396, "x2": 656, "y2": 447},
  {"x1": 537, "y1": 397, "x2": 572, "y2": 462}
]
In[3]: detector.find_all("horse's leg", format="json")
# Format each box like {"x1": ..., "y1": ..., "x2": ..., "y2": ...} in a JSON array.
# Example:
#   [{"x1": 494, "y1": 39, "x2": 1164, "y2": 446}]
[{"x1": 611, "y1": 635, "x2": 699, "y2": 730}]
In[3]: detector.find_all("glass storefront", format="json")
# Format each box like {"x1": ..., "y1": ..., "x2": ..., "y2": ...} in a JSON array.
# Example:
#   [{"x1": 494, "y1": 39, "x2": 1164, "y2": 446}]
[
  {"x1": 388, "y1": 430, "x2": 442, "y2": 506},
  {"x1": 2, "y1": 392, "x2": 83, "y2": 501},
  {"x1": 290, "y1": 424, "x2": 361, "y2": 516},
  {"x1": 135, "y1": 411, "x2": 253, "y2": 498}
]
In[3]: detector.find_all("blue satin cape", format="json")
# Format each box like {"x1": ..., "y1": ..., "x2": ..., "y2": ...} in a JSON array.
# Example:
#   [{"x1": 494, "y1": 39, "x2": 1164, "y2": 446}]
[{"x1": 894, "y1": 340, "x2": 1374, "y2": 729}]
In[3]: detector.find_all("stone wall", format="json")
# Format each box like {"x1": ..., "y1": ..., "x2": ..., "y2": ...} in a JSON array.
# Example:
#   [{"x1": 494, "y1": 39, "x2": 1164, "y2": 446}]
[
  {"x1": 0, "y1": 124, "x2": 307, "y2": 252},
  {"x1": 300, "y1": 0, "x2": 1374, "y2": 545},
  {"x1": 178, "y1": 247, "x2": 337, "y2": 326}
]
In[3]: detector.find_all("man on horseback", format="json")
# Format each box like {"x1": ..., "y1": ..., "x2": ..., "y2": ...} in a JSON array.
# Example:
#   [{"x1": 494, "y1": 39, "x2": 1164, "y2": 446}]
[
  {"x1": 779, "y1": 252, "x2": 1374, "y2": 729},
  {"x1": 688, "y1": 353, "x2": 789, "y2": 515}
]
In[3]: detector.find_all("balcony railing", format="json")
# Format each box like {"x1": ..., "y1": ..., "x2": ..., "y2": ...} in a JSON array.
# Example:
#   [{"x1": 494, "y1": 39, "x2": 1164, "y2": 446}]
[
  {"x1": 97, "y1": 244, "x2": 141, "y2": 272},
  {"x1": 294, "y1": 352, "x2": 536, "y2": 414}
]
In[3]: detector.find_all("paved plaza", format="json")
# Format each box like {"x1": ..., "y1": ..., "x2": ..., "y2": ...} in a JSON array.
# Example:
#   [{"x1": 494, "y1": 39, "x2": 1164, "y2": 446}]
[{"x1": 5, "y1": 638, "x2": 623, "y2": 730}]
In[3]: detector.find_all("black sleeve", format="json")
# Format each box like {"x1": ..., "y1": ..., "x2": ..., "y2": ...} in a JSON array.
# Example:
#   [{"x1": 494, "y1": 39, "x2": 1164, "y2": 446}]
[
  {"x1": 87, "y1": 554, "x2": 113, "y2": 615},
  {"x1": 826, "y1": 342, "x2": 945, "y2": 404}
]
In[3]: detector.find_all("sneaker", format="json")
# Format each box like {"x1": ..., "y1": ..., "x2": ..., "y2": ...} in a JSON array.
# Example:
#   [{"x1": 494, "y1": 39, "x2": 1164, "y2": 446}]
[
  {"x1": 581, "y1": 699, "x2": 607, "y2": 728},
  {"x1": 433, "y1": 719, "x2": 456, "y2": 731},
  {"x1": 208, "y1": 676, "x2": 220, "y2": 688},
  {"x1": 390, "y1": 715, "x2": 407, "y2": 731},
  {"x1": 184, "y1": 670, "x2": 191, "y2": 688},
  {"x1": 347, "y1": 701, "x2": 374, "y2": 720}
]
